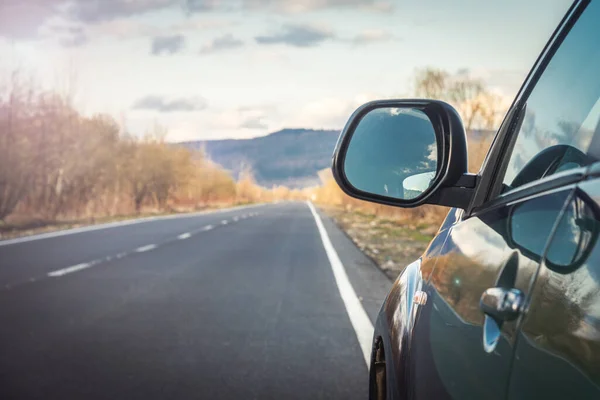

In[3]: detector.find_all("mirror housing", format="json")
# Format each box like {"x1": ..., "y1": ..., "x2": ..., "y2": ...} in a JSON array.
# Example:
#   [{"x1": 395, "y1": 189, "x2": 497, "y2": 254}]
[{"x1": 332, "y1": 99, "x2": 475, "y2": 209}]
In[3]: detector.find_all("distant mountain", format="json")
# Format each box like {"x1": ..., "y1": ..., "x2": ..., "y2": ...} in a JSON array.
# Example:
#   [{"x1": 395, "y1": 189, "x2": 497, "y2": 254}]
[{"x1": 179, "y1": 129, "x2": 340, "y2": 188}]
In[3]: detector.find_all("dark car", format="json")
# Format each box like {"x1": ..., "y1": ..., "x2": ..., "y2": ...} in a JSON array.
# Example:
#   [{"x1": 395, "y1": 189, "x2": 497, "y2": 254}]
[{"x1": 332, "y1": 1, "x2": 600, "y2": 399}]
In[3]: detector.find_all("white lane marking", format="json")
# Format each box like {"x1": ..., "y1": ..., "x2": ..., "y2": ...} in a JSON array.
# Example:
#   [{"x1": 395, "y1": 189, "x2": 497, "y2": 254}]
[
  {"x1": 25, "y1": 204, "x2": 274, "y2": 281},
  {"x1": 135, "y1": 244, "x2": 156, "y2": 253},
  {"x1": 48, "y1": 262, "x2": 95, "y2": 277},
  {"x1": 0, "y1": 203, "x2": 268, "y2": 246},
  {"x1": 233, "y1": 216, "x2": 239, "y2": 222},
  {"x1": 307, "y1": 201, "x2": 373, "y2": 368}
]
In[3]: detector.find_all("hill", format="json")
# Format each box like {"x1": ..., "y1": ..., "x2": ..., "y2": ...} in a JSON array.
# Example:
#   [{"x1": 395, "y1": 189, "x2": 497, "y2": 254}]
[{"x1": 179, "y1": 129, "x2": 340, "y2": 188}]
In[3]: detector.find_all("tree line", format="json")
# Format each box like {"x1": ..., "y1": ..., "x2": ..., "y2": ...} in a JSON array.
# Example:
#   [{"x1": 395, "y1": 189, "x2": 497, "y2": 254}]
[{"x1": 0, "y1": 72, "x2": 292, "y2": 224}]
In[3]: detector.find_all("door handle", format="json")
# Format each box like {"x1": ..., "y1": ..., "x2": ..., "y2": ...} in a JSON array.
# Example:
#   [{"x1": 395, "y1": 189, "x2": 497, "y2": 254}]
[
  {"x1": 480, "y1": 287, "x2": 525, "y2": 322},
  {"x1": 479, "y1": 287, "x2": 525, "y2": 353}
]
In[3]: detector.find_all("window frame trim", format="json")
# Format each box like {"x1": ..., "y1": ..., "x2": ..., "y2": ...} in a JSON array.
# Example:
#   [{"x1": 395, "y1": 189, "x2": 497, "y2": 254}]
[
  {"x1": 471, "y1": 166, "x2": 586, "y2": 217},
  {"x1": 465, "y1": 0, "x2": 589, "y2": 217}
]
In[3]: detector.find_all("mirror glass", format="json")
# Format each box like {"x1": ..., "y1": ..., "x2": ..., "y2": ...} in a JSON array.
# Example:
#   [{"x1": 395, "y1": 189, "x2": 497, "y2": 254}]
[
  {"x1": 510, "y1": 194, "x2": 597, "y2": 271},
  {"x1": 343, "y1": 107, "x2": 439, "y2": 200}
]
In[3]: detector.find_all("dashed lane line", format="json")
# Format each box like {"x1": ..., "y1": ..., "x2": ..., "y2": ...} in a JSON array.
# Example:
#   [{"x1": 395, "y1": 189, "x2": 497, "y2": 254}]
[
  {"x1": 43, "y1": 212, "x2": 257, "y2": 280},
  {"x1": 48, "y1": 261, "x2": 98, "y2": 277},
  {"x1": 135, "y1": 244, "x2": 157, "y2": 253}
]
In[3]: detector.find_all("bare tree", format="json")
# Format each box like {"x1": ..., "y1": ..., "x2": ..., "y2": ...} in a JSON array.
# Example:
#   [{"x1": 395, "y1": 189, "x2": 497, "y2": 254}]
[
  {"x1": 413, "y1": 67, "x2": 504, "y2": 131},
  {"x1": 414, "y1": 68, "x2": 449, "y2": 99},
  {"x1": 0, "y1": 72, "x2": 36, "y2": 220},
  {"x1": 0, "y1": 73, "x2": 277, "y2": 223}
]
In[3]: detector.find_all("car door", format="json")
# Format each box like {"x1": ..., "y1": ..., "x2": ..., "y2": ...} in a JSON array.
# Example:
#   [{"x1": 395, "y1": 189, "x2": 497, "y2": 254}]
[
  {"x1": 410, "y1": 186, "x2": 572, "y2": 400},
  {"x1": 410, "y1": 1, "x2": 600, "y2": 398},
  {"x1": 507, "y1": 178, "x2": 600, "y2": 399}
]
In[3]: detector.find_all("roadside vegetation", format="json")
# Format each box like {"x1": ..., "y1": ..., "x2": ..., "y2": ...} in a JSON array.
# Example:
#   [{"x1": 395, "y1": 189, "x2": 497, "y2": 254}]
[
  {"x1": 314, "y1": 67, "x2": 502, "y2": 278},
  {"x1": 1, "y1": 66, "x2": 503, "y2": 263},
  {"x1": 0, "y1": 72, "x2": 304, "y2": 239}
]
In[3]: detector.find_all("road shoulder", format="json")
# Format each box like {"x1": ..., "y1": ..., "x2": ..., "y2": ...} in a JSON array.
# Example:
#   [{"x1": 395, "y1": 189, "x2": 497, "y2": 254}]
[{"x1": 314, "y1": 206, "x2": 393, "y2": 325}]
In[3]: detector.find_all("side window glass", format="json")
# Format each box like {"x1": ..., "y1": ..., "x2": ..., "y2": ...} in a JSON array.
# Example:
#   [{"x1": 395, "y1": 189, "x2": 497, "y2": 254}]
[{"x1": 501, "y1": 1, "x2": 600, "y2": 193}]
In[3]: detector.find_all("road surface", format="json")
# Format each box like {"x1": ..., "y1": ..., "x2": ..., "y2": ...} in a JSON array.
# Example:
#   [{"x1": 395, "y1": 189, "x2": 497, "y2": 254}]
[{"x1": 0, "y1": 202, "x2": 392, "y2": 399}]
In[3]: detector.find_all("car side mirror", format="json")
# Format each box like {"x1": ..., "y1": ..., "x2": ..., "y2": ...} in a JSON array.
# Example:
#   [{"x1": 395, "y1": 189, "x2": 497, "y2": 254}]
[{"x1": 332, "y1": 99, "x2": 474, "y2": 209}]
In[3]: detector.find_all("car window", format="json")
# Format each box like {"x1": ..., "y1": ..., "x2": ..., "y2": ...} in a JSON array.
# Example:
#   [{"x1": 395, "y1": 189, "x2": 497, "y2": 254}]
[{"x1": 501, "y1": 1, "x2": 600, "y2": 193}]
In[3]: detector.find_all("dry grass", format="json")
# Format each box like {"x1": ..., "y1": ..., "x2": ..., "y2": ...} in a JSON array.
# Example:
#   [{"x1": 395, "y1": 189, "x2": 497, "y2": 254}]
[{"x1": 320, "y1": 204, "x2": 438, "y2": 279}]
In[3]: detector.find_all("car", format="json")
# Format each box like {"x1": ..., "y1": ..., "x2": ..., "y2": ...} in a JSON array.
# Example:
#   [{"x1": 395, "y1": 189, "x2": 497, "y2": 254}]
[{"x1": 332, "y1": 1, "x2": 600, "y2": 399}]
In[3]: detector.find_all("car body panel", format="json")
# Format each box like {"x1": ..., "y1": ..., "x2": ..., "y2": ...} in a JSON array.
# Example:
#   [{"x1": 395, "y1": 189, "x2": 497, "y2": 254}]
[
  {"x1": 374, "y1": 210, "x2": 455, "y2": 400},
  {"x1": 378, "y1": 188, "x2": 574, "y2": 399},
  {"x1": 507, "y1": 179, "x2": 600, "y2": 399}
]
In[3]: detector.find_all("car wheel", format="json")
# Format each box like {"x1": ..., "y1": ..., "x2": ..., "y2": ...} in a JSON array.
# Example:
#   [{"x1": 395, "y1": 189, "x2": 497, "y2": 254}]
[{"x1": 370, "y1": 337, "x2": 387, "y2": 400}]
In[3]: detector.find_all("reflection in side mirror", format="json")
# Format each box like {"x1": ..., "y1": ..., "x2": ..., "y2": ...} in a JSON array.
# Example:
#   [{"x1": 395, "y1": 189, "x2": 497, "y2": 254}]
[
  {"x1": 510, "y1": 194, "x2": 598, "y2": 273},
  {"x1": 403, "y1": 172, "x2": 436, "y2": 200},
  {"x1": 342, "y1": 106, "x2": 439, "y2": 201}
]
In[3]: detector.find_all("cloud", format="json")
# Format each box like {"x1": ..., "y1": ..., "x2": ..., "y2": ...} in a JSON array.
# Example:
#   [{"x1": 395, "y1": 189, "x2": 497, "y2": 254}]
[
  {"x1": 255, "y1": 24, "x2": 333, "y2": 48},
  {"x1": 285, "y1": 93, "x2": 384, "y2": 129},
  {"x1": 55, "y1": 25, "x2": 89, "y2": 47},
  {"x1": 170, "y1": 17, "x2": 236, "y2": 33},
  {"x1": 90, "y1": 19, "x2": 159, "y2": 39},
  {"x1": 151, "y1": 34, "x2": 185, "y2": 55},
  {"x1": 202, "y1": 105, "x2": 274, "y2": 135},
  {"x1": 83, "y1": 17, "x2": 233, "y2": 42},
  {"x1": 351, "y1": 29, "x2": 395, "y2": 45},
  {"x1": 242, "y1": 0, "x2": 394, "y2": 13},
  {"x1": 200, "y1": 34, "x2": 244, "y2": 54},
  {"x1": 184, "y1": 0, "x2": 222, "y2": 12},
  {"x1": 69, "y1": 0, "x2": 176, "y2": 24},
  {"x1": 0, "y1": 1, "x2": 175, "y2": 39},
  {"x1": 0, "y1": 0, "x2": 391, "y2": 40},
  {"x1": 0, "y1": 1, "x2": 66, "y2": 39},
  {"x1": 240, "y1": 116, "x2": 268, "y2": 130},
  {"x1": 132, "y1": 95, "x2": 207, "y2": 112},
  {"x1": 69, "y1": 0, "x2": 393, "y2": 21}
]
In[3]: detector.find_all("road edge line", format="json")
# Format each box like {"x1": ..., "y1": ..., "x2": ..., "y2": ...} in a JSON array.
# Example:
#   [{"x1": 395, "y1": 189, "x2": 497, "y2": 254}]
[{"x1": 307, "y1": 201, "x2": 373, "y2": 368}]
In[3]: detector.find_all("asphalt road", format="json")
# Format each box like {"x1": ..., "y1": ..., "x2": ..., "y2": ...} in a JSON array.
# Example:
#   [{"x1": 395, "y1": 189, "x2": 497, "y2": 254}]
[{"x1": 0, "y1": 202, "x2": 392, "y2": 399}]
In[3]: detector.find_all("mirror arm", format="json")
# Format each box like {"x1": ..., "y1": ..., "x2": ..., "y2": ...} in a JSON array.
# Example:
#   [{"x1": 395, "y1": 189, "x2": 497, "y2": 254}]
[{"x1": 426, "y1": 173, "x2": 477, "y2": 209}]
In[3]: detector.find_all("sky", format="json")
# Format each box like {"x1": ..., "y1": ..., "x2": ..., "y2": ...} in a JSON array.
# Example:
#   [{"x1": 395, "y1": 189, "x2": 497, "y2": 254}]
[{"x1": 0, "y1": 0, "x2": 573, "y2": 141}]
